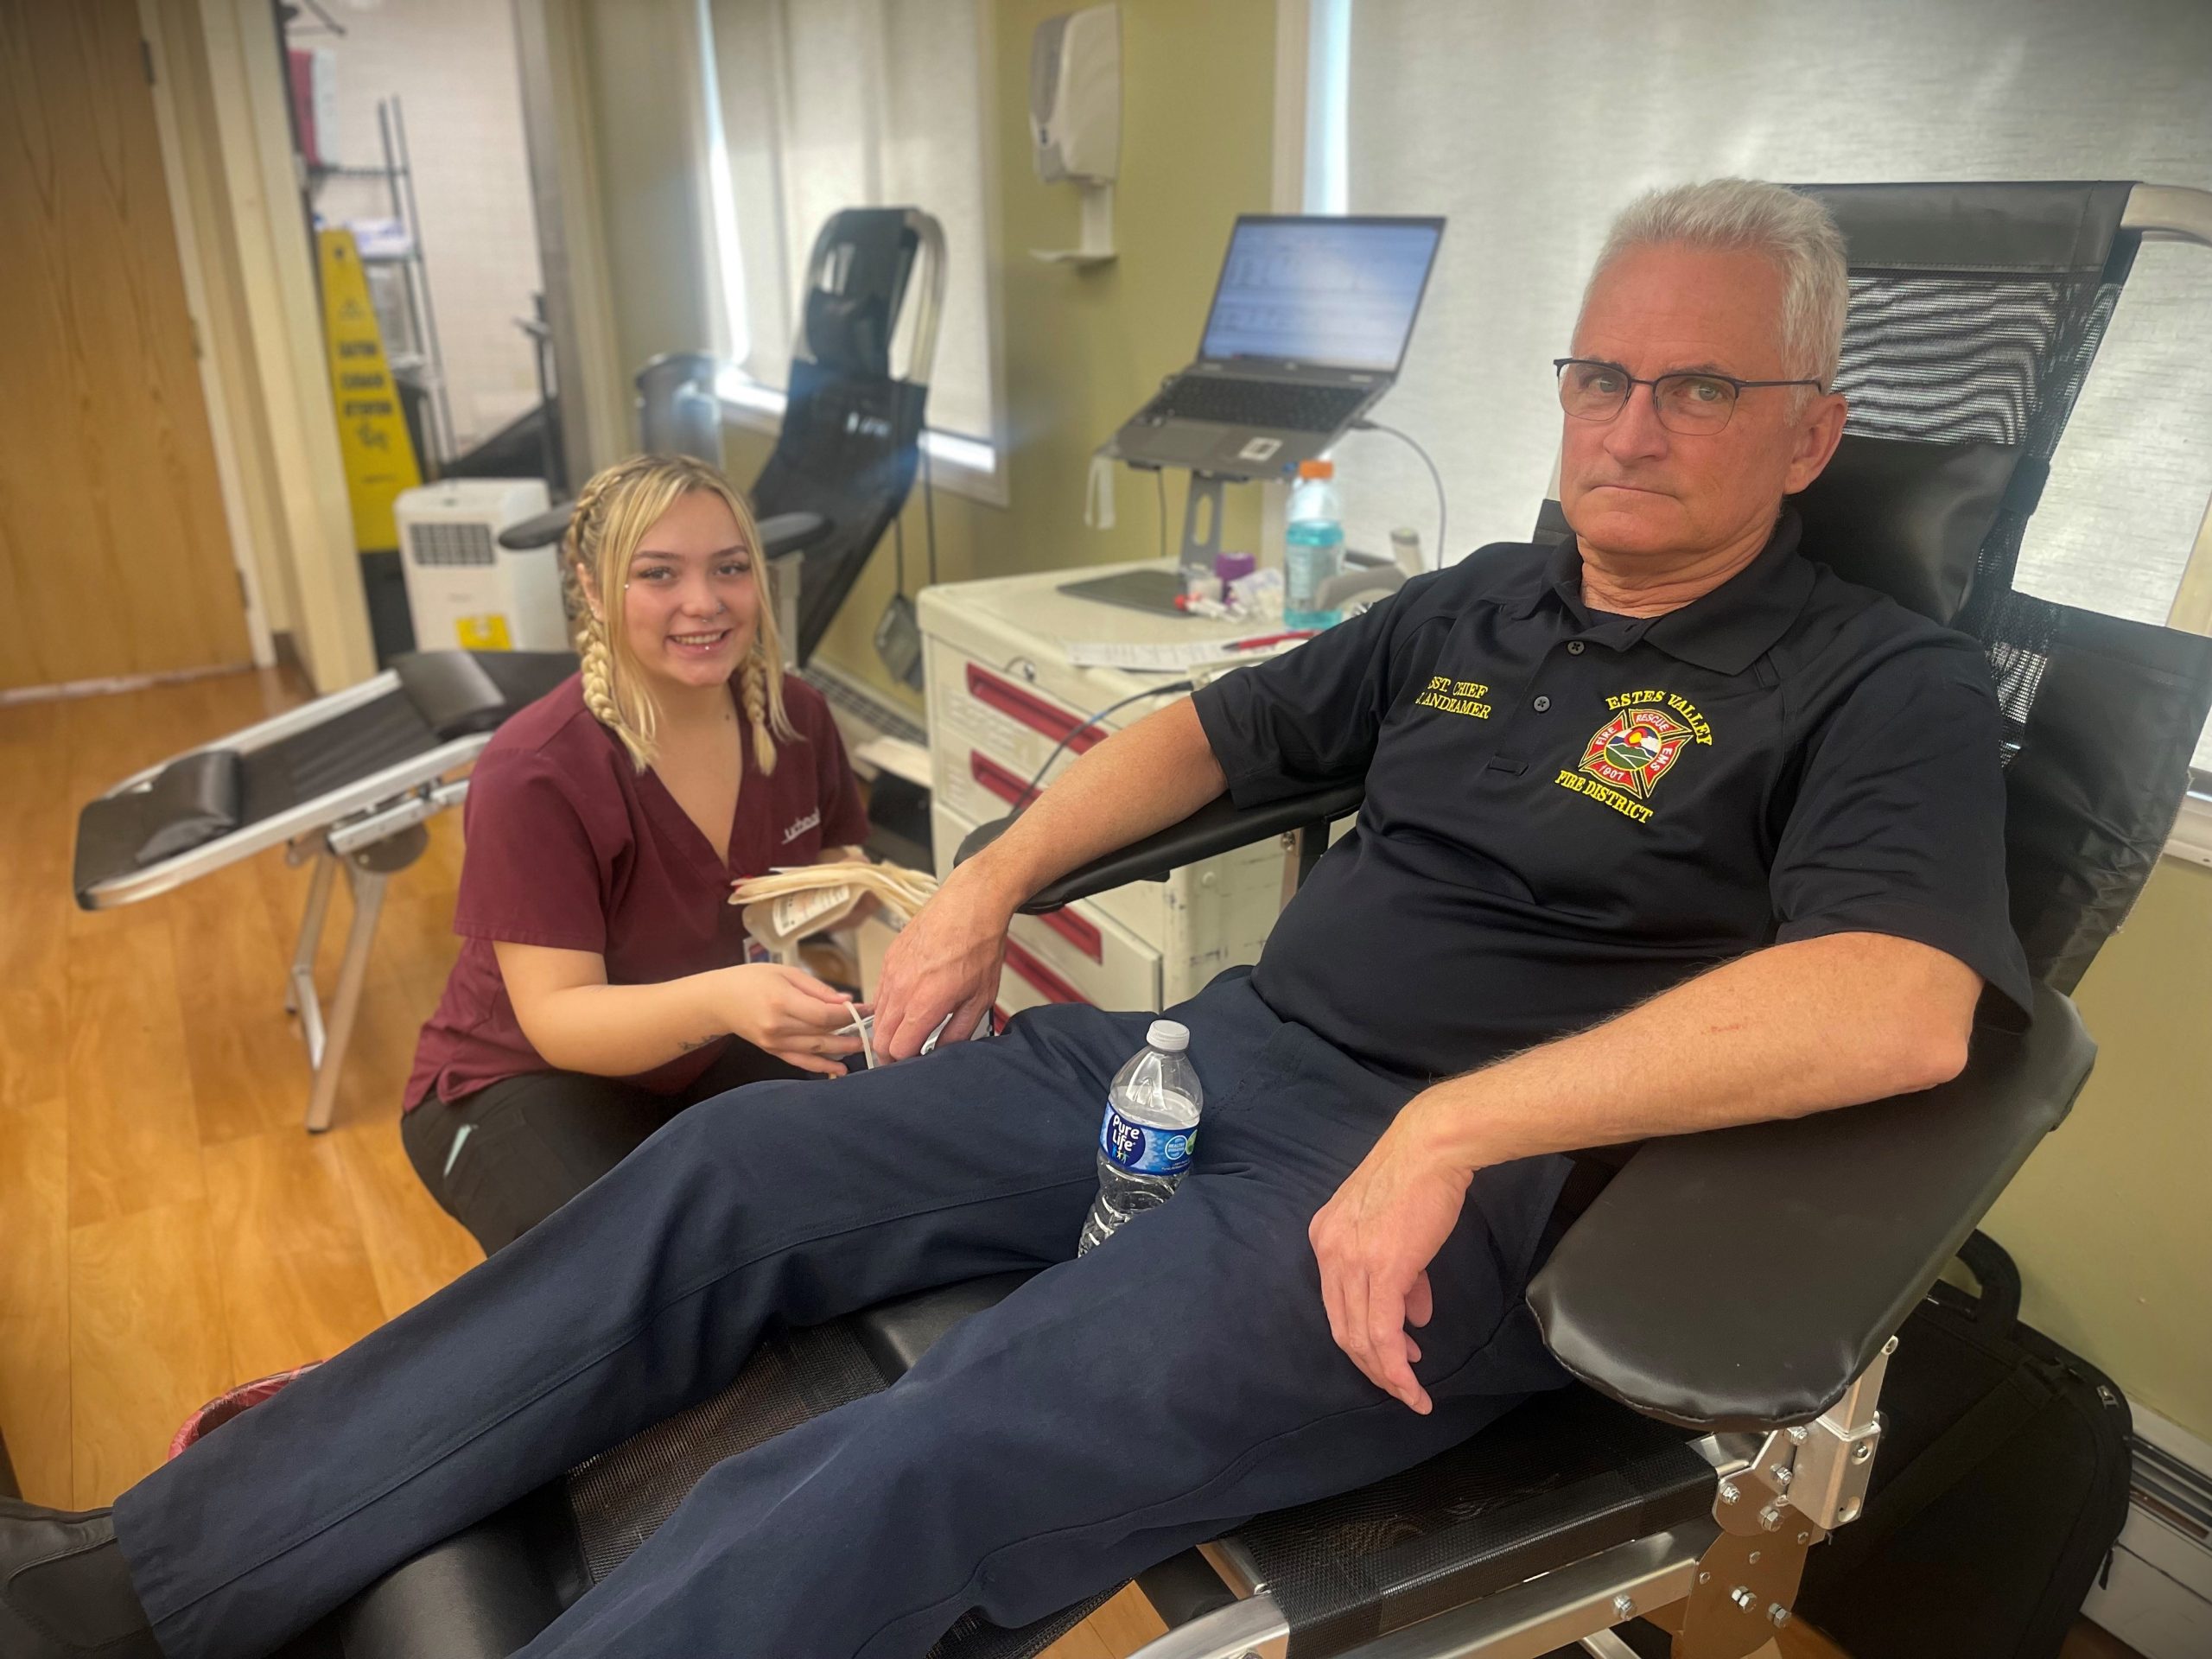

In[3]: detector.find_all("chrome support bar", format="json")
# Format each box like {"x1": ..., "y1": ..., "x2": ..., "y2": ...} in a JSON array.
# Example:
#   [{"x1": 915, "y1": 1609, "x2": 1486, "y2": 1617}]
[
  {"x1": 1787, "y1": 1336, "x2": 1895, "y2": 1531},
  {"x1": 2120, "y1": 183, "x2": 2212, "y2": 250},
  {"x1": 1334, "y1": 1522, "x2": 1714, "y2": 1659},
  {"x1": 303, "y1": 861, "x2": 389, "y2": 1133},
  {"x1": 1125, "y1": 1589, "x2": 1289, "y2": 1659},
  {"x1": 287, "y1": 849, "x2": 340, "y2": 1060},
  {"x1": 327, "y1": 777, "x2": 469, "y2": 857}
]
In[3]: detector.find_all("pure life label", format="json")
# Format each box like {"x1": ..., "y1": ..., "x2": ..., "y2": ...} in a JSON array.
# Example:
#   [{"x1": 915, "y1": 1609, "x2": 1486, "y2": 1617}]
[{"x1": 1101, "y1": 1106, "x2": 1196, "y2": 1177}]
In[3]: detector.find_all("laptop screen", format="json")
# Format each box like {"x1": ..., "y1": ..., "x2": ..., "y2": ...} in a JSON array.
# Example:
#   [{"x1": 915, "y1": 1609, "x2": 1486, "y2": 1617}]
[{"x1": 1198, "y1": 216, "x2": 1444, "y2": 373}]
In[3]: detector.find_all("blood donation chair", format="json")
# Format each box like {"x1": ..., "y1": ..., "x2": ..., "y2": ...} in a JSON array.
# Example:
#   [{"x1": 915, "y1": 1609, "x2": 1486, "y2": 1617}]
[
  {"x1": 265, "y1": 181, "x2": 2212, "y2": 1659},
  {"x1": 71, "y1": 650, "x2": 577, "y2": 1132},
  {"x1": 499, "y1": 207, "x2": 947, "y2": 668}
]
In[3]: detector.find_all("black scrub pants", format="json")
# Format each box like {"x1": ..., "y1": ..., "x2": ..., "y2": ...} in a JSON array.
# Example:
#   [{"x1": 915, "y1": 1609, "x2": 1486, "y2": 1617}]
[
  {"x1": 402, "y1": 1041, "x2": 804, "y2": 1253},
  {"x1": 115, "y1": 969, "x2": 1573, "y2": 1659}
]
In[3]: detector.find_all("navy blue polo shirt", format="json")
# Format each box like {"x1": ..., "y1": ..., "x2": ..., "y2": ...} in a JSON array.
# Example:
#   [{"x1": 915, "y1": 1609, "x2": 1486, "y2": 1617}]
[{"x1": 1192, "y1": 510, "x2": 2033, "y2": 1090}]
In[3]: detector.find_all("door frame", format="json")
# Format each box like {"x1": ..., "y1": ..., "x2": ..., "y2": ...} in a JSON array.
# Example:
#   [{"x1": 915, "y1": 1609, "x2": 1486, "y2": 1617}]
[
  {"x1": 140, "y1": 0, "x2": 377, "y2": 695},
  {"x1": 139, "y1": 0, "x2": 273, "y2": 670}
]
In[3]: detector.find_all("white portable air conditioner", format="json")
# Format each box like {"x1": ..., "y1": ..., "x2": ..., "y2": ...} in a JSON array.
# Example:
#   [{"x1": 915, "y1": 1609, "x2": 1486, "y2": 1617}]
[{"x1": 395, "y1": 479, "x2": 564, "y2": 652}]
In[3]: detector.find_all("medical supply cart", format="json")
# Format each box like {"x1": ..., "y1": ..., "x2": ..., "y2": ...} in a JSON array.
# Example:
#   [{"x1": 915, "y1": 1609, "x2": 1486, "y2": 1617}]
[{"x1": 916, "y1": 562, "x2": 1299, "y2": 1018}]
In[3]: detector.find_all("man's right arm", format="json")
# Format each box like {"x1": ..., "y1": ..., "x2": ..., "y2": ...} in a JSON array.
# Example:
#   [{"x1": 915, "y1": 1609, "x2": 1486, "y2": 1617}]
[{"x1": 871, "y1": 698, "x2": 1227, "y2": 1058}]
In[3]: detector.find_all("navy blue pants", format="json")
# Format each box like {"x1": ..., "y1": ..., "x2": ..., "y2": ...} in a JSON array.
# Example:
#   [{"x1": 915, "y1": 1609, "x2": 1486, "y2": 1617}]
[{"x1": 116, "y1": 970, "x2": 1570, "y2": 1659}]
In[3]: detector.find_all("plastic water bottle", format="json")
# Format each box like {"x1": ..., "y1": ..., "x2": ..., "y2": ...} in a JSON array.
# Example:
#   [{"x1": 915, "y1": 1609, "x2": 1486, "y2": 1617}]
[
  {"x1": 1284, "y1": 459, "x2": 1345, "y2": 630},
  {"x1": 1077, "y1": 1020, "x2": 1204, "y2": 1255}
]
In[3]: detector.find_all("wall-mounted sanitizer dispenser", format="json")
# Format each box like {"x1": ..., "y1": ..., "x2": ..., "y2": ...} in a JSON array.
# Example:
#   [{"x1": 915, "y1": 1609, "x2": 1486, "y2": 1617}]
[{"x1": 1030, "y1": 4, "x2": 1120, "y2": 264}]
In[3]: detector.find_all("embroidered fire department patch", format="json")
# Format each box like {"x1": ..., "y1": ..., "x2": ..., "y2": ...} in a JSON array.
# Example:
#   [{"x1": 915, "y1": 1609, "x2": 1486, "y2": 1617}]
[{"x1": 1579, "y1": 707, "x2": 1694, "y2": 799}]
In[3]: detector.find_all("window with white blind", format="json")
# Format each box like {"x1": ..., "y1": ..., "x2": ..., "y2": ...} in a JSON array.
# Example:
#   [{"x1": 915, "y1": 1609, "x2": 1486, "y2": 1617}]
[
  {"x1": 1306, "y1": 0, "x2": 2212, "y2": 775},
  {"x1": 701, "y1": 0, "x2": 1003, "y2": 495}
]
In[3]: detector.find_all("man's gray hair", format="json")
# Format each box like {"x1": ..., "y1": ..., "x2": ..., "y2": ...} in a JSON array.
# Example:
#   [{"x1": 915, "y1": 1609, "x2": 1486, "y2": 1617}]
[{"x1": 1589, "y1": 179, "x2": 1850, "y2": 391}]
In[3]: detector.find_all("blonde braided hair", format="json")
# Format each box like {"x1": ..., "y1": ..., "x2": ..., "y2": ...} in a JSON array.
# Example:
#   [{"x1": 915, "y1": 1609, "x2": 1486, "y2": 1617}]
[{"x1": 563, "y1": 454, "x2": 798, "y2": 773}]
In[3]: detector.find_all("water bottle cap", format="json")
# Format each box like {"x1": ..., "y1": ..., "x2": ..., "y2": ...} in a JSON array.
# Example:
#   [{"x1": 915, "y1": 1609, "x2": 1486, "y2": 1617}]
[
  {"x1": 1147, "y1": 1020, "x2": 1190, "y2": 1052},
  {"x1": 1298, "y1": 459, "x2": 1334, "y2": 480}
]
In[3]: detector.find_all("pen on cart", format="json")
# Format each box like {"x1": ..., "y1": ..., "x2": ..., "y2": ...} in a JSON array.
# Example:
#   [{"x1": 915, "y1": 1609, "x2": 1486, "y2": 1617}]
[{"x1": 1224, "y1": 630, "x2": 1319, "y2": 653}]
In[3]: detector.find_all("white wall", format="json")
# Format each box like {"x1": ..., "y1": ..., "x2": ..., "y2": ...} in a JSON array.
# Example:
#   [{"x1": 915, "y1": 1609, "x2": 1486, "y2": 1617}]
[{"x1": 293, "y1": 0, "x2": 545, "y2": 454}]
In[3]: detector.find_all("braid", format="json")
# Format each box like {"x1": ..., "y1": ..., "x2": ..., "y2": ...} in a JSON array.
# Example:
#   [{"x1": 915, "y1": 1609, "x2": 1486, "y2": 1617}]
[
  {"x1": 742, "y1": 647, "x2": 778, "y2": 775},
  {"x1": 564, "y1": 467, "x2": 653, "y2": 770}
]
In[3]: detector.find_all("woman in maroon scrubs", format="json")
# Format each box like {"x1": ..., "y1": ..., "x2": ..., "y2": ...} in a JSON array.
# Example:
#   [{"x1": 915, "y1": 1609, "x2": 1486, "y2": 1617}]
[{"x1": 401, "y1": 454, "x2": 873, "y2": 1253}]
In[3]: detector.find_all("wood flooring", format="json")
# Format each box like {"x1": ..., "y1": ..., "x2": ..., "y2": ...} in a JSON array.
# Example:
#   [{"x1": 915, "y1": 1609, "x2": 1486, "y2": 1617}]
[
  {"x1": 0, "y1": 667, "x2": 2133, "y2": 1659},
  {"x1": 0, "y1": 665, "x2": 1167, "y2": 1656},
  {"x1": 0, "y1": 666, "x2": 477, "y2": 1510}
]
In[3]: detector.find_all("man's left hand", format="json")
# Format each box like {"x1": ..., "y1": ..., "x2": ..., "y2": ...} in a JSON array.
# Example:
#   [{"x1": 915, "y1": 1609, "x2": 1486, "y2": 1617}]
[{"x1": 1308, "y1": 1101, "x2": 1473, "y2": 1414}]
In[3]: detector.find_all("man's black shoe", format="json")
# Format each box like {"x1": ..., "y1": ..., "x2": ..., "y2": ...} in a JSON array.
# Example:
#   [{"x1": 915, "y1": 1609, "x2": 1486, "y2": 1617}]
[{"x1": 0, "y1": 1497, "x2": 161, "y2": 1658}]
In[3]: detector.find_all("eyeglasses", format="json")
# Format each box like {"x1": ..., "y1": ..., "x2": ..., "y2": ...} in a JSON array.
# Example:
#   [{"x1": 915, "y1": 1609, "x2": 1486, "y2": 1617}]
[{"x1": 1553, "y1": 358, "x2": 1824, "y2": 435}]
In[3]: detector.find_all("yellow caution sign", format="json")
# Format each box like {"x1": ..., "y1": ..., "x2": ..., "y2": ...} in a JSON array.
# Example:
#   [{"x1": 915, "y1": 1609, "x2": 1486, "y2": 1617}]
[
  {"x1": 317, "y1": 228, "x2": 421, "y2": 551},
  {"x1": 454, "y1": 614, "x2": 513, "y2": 650}
]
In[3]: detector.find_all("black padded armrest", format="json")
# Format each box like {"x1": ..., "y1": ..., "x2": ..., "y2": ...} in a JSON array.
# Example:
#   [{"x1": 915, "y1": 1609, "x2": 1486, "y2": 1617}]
[
  {"x1": 394, "y1": 651, "x2": 574, "y2": 741},
  {"x1": 467, "y1": 649, "x2": 581, "y2": 716},
  {"x1": 496, "y1": 505, "x2": 832, "y2": 559},
  {"x1": 758, "y1": 510, "x2": 831, "y2": 556},
  {"x1": 1527, "y1": 982, "x2": 2094, "y2": 1432},
  {"x1": 497, "y1": 502, "x2": 572, "y2": 550},
  {"x1": 952, "y1": 783, "x2": 1365, "y2": 913}
]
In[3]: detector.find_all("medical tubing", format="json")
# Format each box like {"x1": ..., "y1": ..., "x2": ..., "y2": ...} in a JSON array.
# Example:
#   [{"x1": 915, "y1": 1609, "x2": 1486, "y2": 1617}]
[
  {"x1": 1019, "y1": 682, "x2": 1196, "y2": 804},
  {"x1": 1353, "y1": 418, "x2": 1448, "y2": 569}
]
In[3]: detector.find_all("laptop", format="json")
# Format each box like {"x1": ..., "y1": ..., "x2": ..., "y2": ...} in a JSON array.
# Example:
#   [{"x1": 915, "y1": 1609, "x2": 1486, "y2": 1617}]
[{"x1": 1104, "y1": 214, "x2": 1446, "y2": 480}]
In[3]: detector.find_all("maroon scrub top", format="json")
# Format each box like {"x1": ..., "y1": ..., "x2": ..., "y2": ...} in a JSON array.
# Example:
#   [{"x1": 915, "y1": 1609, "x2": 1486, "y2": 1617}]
[{"x1": 404, "y1": 672, "x2": 871, "y2": 1109}]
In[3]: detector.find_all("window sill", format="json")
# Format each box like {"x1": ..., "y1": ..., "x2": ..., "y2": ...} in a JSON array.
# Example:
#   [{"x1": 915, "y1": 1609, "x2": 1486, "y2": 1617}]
[
  {"x1": 719, "y1": 372, "x2": 1008, "y2": 509},
  {"x1": 2166, "y1": 789, "x2": 2212, "y2": 870}
]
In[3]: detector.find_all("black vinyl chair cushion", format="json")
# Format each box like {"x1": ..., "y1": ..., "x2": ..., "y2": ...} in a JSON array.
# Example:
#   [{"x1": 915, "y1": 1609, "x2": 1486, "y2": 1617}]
[
  {"x1": 1804, "y1": 181, "x2": 2134, "y2": 276},
  {"x1": 392, "y1": 652, "x2": 522, "y2": 741},
  {"x1": 2002, "y1": 606, "x2": 2212, "y2": 992},
  {"x1": 850, "y1": 1272, "x2": 1042, "y2": 1379},
  {"x1": 74, "y1": 748, "x2": 251, "y2": 899},
  {"x1": 1789, "y1": 434, "x2": 2017, "y2": 626},
  {"x1": 131, "y1": 749, "x2": 245, "y2": 867},
  {"x1": 1529, "y1": 983, "x2": 2094, "y2": 1431},
  {"x1": 1236, "y1": 1386, "x2": 1712, "y2": 1659}
]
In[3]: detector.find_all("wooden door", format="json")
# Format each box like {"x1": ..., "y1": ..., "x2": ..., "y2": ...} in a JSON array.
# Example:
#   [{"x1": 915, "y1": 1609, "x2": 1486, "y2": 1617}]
[{"x1": 0, "y1": 0, "x2": 250, "y2": 691}]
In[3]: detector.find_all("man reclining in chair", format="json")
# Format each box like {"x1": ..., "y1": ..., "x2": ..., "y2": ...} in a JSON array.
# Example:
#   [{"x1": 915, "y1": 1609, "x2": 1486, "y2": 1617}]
[{"x1": 4, "y1": 178, "x2": 2029, "y2": 1659}]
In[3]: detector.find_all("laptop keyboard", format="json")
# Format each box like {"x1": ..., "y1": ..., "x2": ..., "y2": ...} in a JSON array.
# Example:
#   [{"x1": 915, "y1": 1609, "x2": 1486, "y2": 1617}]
[{"x1": 1144, "y1": 377, "x2": 1368, "y2": 433}]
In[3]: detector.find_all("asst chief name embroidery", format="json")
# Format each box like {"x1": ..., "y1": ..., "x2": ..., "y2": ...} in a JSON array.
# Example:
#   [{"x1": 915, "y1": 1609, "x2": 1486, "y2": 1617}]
[
  {"x1": 1554, "y1": 688, "x2": 1713, "y2": 825},
  {"x1": 1414, "y1": 675, "x2": 1492, "y2": 720},
  {"x1": 780, "y1": 808, "x2": 822, "y2": 844}
]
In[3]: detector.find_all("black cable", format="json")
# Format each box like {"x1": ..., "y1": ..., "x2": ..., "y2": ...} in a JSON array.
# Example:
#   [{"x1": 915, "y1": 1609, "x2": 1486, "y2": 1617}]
[
  {"x1": 1020, "y1": 681, "x2": 1194, "y2": 805},
  {"x1": 1354, "y1": 418, "x2": 1448, "y2": 570}
]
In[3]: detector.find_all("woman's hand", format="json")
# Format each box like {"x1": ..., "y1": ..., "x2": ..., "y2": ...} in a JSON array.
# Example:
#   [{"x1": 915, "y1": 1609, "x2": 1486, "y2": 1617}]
[
  {"x1": 709, "y1": 963, "x2": 865, "y2": 1077},
  {"x1": 872, "y1": 862, "x2": 1017, "y2": 1061}
]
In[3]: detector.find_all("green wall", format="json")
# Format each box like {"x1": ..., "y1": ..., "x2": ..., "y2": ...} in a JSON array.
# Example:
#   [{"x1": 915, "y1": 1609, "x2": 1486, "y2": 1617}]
[
  {"x1": 575, "y1": 0, "x2": 2212, "y2": 1445},
  {"x1": 732, "y1": 0, "x2": 1277, "y2": 711},
  {"x1": 582, "y1": 0, "x2": 1281, "y2": 715},
  {"x1": 1985, "y1": 854, "x2": 2212, "y2": 1442}
]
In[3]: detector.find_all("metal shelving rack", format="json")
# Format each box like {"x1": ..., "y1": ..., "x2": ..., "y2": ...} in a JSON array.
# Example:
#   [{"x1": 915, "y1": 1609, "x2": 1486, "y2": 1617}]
[{"x1": 311, "y1": 96, "x2": 454, "y2": 468}]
